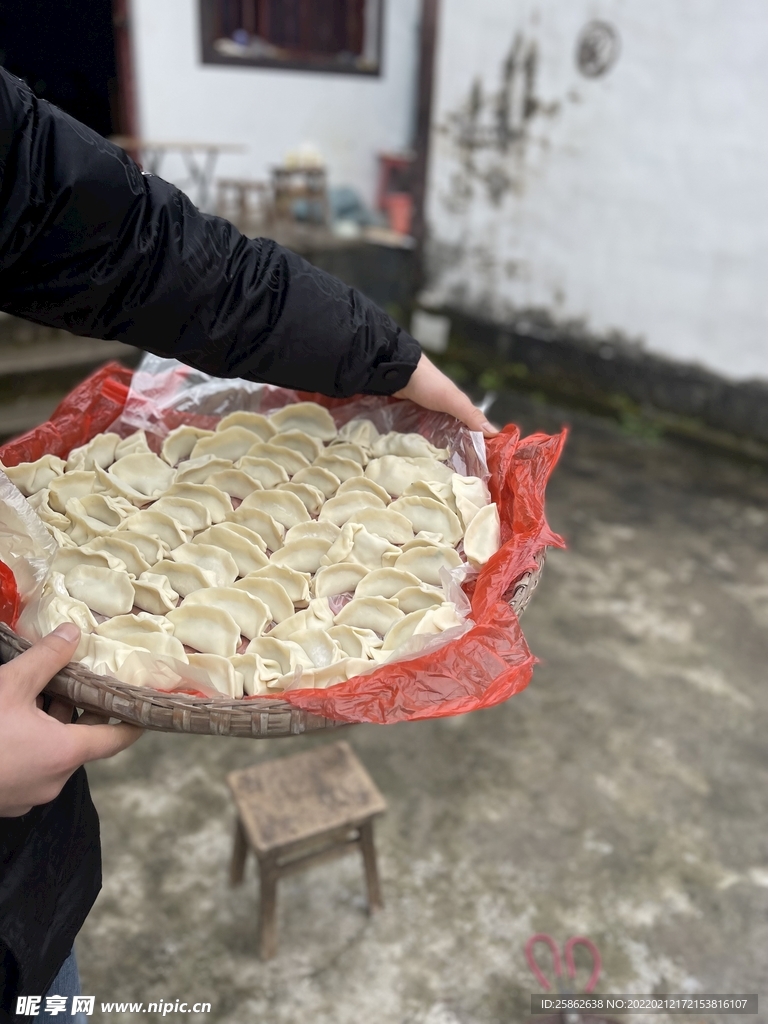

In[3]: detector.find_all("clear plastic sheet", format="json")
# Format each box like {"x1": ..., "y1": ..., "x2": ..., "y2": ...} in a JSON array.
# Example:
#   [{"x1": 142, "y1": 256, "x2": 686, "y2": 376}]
[{"x1": 0, "y1": 357, "x2": 566, "y2": 724}]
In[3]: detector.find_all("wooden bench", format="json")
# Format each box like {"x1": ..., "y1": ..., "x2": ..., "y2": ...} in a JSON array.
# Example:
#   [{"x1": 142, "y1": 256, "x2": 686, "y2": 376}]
[{"x1": 228, "y1": 740, "x2": 387, "y2": 959}]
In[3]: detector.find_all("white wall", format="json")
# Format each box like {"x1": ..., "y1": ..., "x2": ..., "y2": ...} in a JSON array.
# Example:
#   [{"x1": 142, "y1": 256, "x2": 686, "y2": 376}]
[
  {"x1": 131, "y1": 0, "x2": 420, "y2": 208},
  {"x1": 423, "y1": 0, "x2": 768, "y2": 382}
]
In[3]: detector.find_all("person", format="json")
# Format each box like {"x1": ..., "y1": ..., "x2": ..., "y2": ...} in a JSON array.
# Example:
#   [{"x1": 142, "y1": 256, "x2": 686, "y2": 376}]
[{"x1": 0, "y1": 65, "x2": 496, "y2": 1021}]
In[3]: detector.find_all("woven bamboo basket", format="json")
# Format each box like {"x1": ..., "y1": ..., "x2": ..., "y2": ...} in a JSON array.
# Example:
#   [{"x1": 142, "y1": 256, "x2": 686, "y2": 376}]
[{"x1": 0, "y1": 551, "x2": 545, "y2": 738}]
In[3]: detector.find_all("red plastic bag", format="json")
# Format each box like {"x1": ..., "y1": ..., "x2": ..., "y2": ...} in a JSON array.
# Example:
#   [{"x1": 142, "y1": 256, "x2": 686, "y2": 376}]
[
  {"x1": 0, "y1": 359, "x2": 566, "y2": 725},
  {"x1": 0, "y1": 560, "x2": 20, "y2": 628}
]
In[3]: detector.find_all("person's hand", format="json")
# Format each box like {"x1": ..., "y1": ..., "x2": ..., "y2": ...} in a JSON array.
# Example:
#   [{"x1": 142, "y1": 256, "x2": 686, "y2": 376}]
[
  {"x1": 394, "y1": 354, "x2": 500, "y2": 437},
  {"x1": 0, "y1": 623, "x2": 142, "y2": 817}
]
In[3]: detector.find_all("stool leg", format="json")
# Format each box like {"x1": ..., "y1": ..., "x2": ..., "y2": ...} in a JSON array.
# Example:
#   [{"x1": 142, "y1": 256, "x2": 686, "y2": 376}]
[
  {"x1": 359, "y1": 820, "x2": 383, "y2": 912},
  {"x1": 257, "y1": 860, "x2": 279, "y2": 960},
  {"x1": 230, "y1": 819, "x2": 248, "y2": 887}
]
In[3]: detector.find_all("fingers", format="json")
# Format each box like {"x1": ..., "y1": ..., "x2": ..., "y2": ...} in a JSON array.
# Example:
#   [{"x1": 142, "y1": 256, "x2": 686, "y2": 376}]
[
  {"x1": 395, "y1": 354, "x2": 500, "y2": 436},
  {"x1": 47, "y1": 697, "x2": 76, "y2": 725},
  {"x1": 2, "y1": 623, "x2": 80, "y2": 700},
  {"x1": 71, "y1": 720, "x2": 143, "y2": 763}
]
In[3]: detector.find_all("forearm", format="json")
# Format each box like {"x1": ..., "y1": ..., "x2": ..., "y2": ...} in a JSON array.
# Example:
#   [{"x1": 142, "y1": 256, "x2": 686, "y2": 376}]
[{"x1": 0, "y1": 68, "x2": 419, "y2": 398}]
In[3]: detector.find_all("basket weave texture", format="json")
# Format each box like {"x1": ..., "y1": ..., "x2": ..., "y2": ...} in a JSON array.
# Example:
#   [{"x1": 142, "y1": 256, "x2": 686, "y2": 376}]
[{"x1": 0, "y1": 553, "x2": 545, "y2": 738}]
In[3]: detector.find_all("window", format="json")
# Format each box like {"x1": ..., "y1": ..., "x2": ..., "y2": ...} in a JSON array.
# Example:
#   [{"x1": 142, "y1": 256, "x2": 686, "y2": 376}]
[{"x1": 200, "y1": 0, "x2": 383, "y2": 75}]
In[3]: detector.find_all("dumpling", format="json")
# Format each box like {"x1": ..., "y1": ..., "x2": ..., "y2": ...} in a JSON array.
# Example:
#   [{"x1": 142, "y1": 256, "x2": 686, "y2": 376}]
[
  {"x1": 402, "y1": 531, "x2": 444, "y2": 551},
  {"x1": 3, "y1": 455, "x2": 66, "y2": 496},
  {"x1": 289, "y1": 629, "x2": 343, "y2": 668},
  {"x1": 152, "y1": 496, "x2": 212, "y2": 532},
  {"x1": 133, "y1": 572, "x2": 180, "y2": 615},
  {"x1": 322, "y1": 523, "x2": 400, "y2": 570},
  {"x1": 312, "y1": 453, "x2": 360, "y2": 483},
  {"x1": 233, "y1": 575, "x2": 294, "y2": 623},
  {"x1": 96, "y1": 616, "x2": 188, "y2": 661},
  {"x1": 191, "y1": 426, "x2": 261, "y2": 462},
  {"x1": 277, "y1": 481, "x2": 325, "y2": 516},
  {"x1": 394, "y1": 543, "x2": 462, "y2": 586},
  {"x1": 393, "y1": 584, "x2": 444, "y2": 614},
  {"x1": 334, "y1": 597, "x2": 404, "y2": 635},
  {"x1": 167, "y1": 605, "x2": 241, "y2": 657},
  {"x1": 345, "y1": 507, "x2": 414, "y2": 545},
  {"x1": 234, "y1": 456, "x2": 289, "y2": 489},
  {"x1": 27, "y1": 489, "x2": 71, "y2": 531},
  {"x1": 268, "y1": 402, "x2": 337, "y2": 440},
  {"x1": 284, "y1": 521, "x2": 340, "y2": 547},
  {"x1": 313, "y1": 562, "x2": 368, "y2": 598},
  {"x1": 226, "y1": 507, "x2": 284, "y2": 553},
  {"x1": 365, "y1": 456, "x2": 453, "y2": 497},
  {"x1": 114, "y1": 430, "x2": 151, "y2": 458},
  {"x1": 327, "y1": 625, "x2": 382, "y2": 659},
  {"x1": 463, "y1": 502, "x2": 501, "y2": 567},
  {"x1": 38, "y1": 575, "x2": 97, "y2": 632},
  {"x1": 337, "y1": 417, "x2": 380, "y2": 448},
  {"x1": 160, "y1": 426, "x2": 214, "y2": 466},
  {"x1": 48, "y1": 471, "x2": 96, "y2": 513},
  {"x1": 372, "y1": 432, "x2": 449, "y2": 461},
  {"x1": 205, "y1": 469, "x2": 262, "y2": 500},
  {"x1": 107, "y1": 453, "x2": 176, "y2": 501},
  {"x1": 194, "y1": 525, "x2": 269, "y2": 576},
  {"x1": 291, "y1": 465, "x2": 340, "y2": 498},
  {"x1": 175, "y1": 456, "x2": 232, "y2": 484},
  {"x1": 354, "y1": 568, "x2": 421, "y2": 599},
  {"x1": 270, "y1": 538, "x2": 333, "y2": 574},
  {"x1": 119, "y1": 509, "x2": 191, "y2": 549},
  {"x1": 326, "y1": 441, "x2": 368, "y2": 466},
  {"x1": 245, "y1": 443, "x2": 309, "y2": 476},
  {"x1": 270, "y1": 429, "x2": 324, "y2": 462},
  {"x1": 163, "y1": 482, "x2": 233, "y2": 523},
  {"x1": 170, "y1": 542, "x2": 238, "y2": 587},
  {"x1": 216, "y1": 410, "x2": 276, "y2": 440},
  {"x1": 318, "y1": 491, "x2": 386, "y2": 527},
  {"x1": 230, "y1": 654, "x2": 269, "y2": 696},
  {"x1": 336, "y1": 475, "x2": 390, "y2": 504},
  {"x1": 246, "y1": 565, "x2": 310, "y2": 607},
  {"x1": 403, "y1": 479, "x2": 458, "y2": 513},
  {"x1": 151, "y1": 559, "x2": 217, "y2": 597},
  {"x1": 451, "y1": 475, "x2": 492, "y2": 529},
  {"x1": 186, "y1": 653, "x2": 243, "y2": 698},
  {"x1": 269, "y1": 598, "x2": 334, "y2": 639},
  {"x1": 389, "y1": 496, "x2": 463, "y2": 546},
  {"x1": 53, "y1": 547, "x2": 126, "y2": 576},
  {"x1": 244, "y1": 637, "x2": 313, "y2": 685},
  {"x1": 64, "y1": 565, "x2": 135, "y2": 617},
  {"x1": 82, "y1": 536, "x2": 151, "y2": 577},
  {"x1": 96, "y1": 613, "x2": 170, "y2": 638},
  {"x1": 110, "y1": 531, "x2": 167, "y2": 565},
  {"x1": 184, "y1": 587, "x2": 270, "y2": 639},
  {"x1": 240, "y1": 490, "x2": 310, "y2": 529},
  {"x1": 413, "y1": 602, "x2": 465, "y2": 635},
  {"x1": 75, "y1": 633, "x2": 137, "y2": 678},
  {"x1": 66, "y1": 433, "x2": 121, "y2": 472},
  {"x1": 381, "y1": 608, "x2": 431, "y2": 651},
  {"x1": 65, "y1": 495, "x2": 130, "y2": 545}
]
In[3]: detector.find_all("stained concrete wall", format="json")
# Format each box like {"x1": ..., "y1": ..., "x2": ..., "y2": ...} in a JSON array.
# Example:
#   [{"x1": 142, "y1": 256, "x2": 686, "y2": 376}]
[
  {"x1": 422, "y1": 0, "x2": 768, "y2": 383},
  {"x1": 130, "y1": 0, "x2": 420, "y2": 207}
]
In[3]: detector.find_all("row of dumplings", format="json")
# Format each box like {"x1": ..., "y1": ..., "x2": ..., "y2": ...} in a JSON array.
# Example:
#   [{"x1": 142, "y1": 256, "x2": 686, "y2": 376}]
[{"x1": 4, "y1": 403, "x2": 501, "y2": 696}]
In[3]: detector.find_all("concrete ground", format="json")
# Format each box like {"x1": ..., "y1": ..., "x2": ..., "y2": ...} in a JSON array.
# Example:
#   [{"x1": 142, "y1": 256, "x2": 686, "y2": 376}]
[{"x1": 79, "y1": 393, "x2": 768, "y2": 1024}]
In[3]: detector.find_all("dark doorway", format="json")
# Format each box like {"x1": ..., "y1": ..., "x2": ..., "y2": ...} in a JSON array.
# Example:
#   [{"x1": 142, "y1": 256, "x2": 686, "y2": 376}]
[{"x1": 0, "y1": 0, "x2": 125, "y2": 137}]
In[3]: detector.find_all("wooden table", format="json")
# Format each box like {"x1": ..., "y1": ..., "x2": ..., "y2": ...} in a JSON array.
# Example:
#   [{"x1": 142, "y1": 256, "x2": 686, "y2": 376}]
[
  {"x1": 228, "y1": 740, "x2": 387, "y2": 959},
  {"x1": 110, "y1": 137, "x2": 246, "y2": 211}
]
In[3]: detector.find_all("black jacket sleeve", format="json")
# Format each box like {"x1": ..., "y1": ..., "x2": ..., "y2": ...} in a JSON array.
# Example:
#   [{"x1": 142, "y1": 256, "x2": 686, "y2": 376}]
[{"x1": 0, "y1": 68, "x2": 421, "y2": 398}]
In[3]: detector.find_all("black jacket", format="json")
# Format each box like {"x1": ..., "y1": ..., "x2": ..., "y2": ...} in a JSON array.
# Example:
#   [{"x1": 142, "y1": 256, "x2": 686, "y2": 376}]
[{"x1": 0, "y1": 65, "x2": 421, "y2": 1017}]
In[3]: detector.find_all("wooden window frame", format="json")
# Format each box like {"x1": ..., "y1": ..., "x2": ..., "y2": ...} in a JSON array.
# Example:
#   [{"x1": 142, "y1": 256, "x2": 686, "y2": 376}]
[{"x1": 199, "y1": 0, "x2": 384, "y2": 77}]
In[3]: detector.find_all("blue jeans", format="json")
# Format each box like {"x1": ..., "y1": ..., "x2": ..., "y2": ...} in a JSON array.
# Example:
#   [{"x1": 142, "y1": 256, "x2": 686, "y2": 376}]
[{"x1": 38, "y1": 950, "x2": 86, "y2": 1023}]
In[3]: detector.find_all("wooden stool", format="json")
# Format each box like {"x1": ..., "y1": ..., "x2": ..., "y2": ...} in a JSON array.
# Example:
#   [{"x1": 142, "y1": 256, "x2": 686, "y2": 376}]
[{"x1": 227, "y1": 740, "x2": 387, "y2": 960}]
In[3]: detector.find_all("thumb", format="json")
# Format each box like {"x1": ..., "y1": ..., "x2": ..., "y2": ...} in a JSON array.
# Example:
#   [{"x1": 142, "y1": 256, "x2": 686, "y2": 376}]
[{"x1": 3, "y1": 623, "x2": 80, "y2": 702}]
